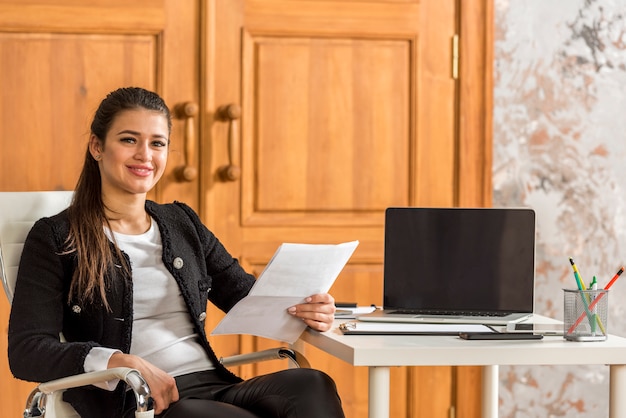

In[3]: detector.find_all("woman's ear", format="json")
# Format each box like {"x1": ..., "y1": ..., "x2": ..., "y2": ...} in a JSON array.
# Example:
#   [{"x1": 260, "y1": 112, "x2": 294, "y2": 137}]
[{"x1": 89, "y1": 135, "x2": 103, "y2": 160}]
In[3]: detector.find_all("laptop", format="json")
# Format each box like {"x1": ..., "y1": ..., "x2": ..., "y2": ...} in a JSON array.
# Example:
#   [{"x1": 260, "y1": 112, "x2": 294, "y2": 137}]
[{"x1": 359, "y1": 207, "x2": 535, "y2": 325}]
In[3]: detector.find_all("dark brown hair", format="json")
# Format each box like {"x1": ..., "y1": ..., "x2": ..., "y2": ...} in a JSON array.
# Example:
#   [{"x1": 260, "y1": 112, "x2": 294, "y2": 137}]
[{"x1": 65, "y1": 87, "x2": 172, "y2": 309}]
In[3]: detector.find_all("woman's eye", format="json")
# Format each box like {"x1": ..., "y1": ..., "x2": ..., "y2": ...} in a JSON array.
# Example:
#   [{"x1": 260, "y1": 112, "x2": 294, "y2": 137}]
[
  {"x1": 121, "y1": 137, "x2": 136, "y2": 144},
  {"x1": 152, "y1": 140, "x2": 168, "y2": 148}
]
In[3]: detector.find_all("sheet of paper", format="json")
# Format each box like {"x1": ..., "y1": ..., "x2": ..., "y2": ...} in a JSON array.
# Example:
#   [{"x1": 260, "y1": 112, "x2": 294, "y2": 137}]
[{"x1": 211, "y1": 240, "x2": 359, "y2": 343}]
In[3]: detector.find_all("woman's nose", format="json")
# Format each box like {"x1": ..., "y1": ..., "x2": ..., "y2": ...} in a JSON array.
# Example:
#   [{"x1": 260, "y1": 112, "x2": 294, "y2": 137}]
[{"x1": 134, "y1": 143, "x2": 151, "y2": 161}]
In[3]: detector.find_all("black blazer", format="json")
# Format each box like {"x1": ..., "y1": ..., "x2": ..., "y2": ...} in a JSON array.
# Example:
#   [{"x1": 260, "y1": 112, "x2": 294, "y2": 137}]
[{"x1": 8, "y1": 200, "x2": 256, "y2": 417}]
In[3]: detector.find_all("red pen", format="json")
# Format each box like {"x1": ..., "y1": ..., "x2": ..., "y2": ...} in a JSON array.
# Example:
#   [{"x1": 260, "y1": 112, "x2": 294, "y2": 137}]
[
  {"x1": 567, "y1": 266, "x2": 624, "y2": 334},
  {"x1": 604, "y1": 266, "x2": 624, "y2": 290}
]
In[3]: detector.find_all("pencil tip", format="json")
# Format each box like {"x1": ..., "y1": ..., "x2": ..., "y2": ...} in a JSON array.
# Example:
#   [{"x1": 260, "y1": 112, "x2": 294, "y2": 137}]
[{"x1": 569, "y1": 258, "x2": 575, "y2": 265}]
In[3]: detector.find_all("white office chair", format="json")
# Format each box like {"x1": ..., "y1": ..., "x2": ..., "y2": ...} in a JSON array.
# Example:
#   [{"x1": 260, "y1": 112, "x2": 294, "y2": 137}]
[{"x1": 0, "y1": 191, "x2": 308, "y2": 418}]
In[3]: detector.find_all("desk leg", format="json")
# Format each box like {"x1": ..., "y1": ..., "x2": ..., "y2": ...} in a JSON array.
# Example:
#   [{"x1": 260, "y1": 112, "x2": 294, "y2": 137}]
[
  {"x1": 368, "y1": 366, "x2": 390, "y2": 418},
  {"x1": 482, "y1": 365, "x2": 498, "y2": 418},
  {"x1": 609, "y1": 364, "x2": 626, "y2": 418}
]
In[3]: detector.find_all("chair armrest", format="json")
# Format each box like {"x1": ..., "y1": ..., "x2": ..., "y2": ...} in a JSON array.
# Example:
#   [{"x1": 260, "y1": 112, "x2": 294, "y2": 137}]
[
  {"x1": 38, "y1": 367, "x2": 143, "y2": 393},
  {"x1": 220, "y1": 347, "x2": 310, "y2": 368},
  {"x1": 25, "y1": 367, "x2": 152, "y2": 417}
]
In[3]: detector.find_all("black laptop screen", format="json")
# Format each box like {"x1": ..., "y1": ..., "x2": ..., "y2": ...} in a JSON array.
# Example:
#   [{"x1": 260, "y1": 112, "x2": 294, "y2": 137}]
[{"x1": 383, "y1": 207, "x2": 535, "y2": 313}]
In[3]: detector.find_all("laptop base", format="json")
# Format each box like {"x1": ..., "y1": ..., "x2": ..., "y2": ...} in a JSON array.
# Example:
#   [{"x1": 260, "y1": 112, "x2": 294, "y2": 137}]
[{"x1": 358, "y1": 310, "x2": 533, "y2": 326}]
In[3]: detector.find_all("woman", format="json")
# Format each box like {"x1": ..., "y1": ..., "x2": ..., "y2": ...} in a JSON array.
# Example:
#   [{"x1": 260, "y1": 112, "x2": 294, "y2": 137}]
[{"x1": 8, "y1": 87, "x2": 344, "y2": 418}]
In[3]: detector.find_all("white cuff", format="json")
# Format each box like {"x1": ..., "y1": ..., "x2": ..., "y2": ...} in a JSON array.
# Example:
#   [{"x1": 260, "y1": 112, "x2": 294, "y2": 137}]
[{"x1": 84, "y1": 347, "x2": 123, "y2": 391}]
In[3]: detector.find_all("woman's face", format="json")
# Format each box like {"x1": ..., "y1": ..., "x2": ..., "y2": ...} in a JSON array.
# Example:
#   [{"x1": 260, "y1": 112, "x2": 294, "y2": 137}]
[{"x1": 90, "y1": 108, "x2": 169, "y2": 198}]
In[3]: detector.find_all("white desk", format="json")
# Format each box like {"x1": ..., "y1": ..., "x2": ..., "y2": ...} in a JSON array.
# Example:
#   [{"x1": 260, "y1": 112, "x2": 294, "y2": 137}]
[{"x1": 300, "y1": 319, "x2": 626, "y2": 418}]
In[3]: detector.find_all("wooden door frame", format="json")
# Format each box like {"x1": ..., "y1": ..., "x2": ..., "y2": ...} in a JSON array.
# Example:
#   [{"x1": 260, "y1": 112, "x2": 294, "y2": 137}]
[
  {"x1": 455, "y1": 1, "x2": 493, "y2": 416},
  {"x1": 457, "y1": 0, "x2": 493, "y2": 209}
]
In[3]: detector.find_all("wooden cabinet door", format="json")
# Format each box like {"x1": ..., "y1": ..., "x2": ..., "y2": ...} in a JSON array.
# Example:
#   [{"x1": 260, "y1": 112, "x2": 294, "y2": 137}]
[
  {"x1": 202, "y1": 1, "x2": 492, "y2": 417},
  {"x1": 0, "y1": 0, "x2": 200, "y2": 416}
]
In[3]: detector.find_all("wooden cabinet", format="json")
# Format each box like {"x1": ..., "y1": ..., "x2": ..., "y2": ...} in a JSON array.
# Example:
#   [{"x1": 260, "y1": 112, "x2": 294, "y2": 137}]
[
  {"x1": 0, "y1": 1, "x2": 492, "y2": 416},
  {"x1": 204, "y1": 2, "x2": 492, "y2": 416},
  {"x1": 0, "y1": 1, "x2": 200, "y2": 416}
]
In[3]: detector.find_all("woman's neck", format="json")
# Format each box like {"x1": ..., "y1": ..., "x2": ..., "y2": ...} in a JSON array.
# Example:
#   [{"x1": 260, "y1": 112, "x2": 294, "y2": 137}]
[{"x1": 103, "y1": 194, "x2": 151, "y2": 235}]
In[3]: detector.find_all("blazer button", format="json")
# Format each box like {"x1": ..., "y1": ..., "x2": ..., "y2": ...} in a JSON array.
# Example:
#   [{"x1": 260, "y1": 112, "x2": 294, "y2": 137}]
[
  {"x1": 72, "y1": 305, "x2": 81, "y2": 314},
  {"x1": 198, "y1": 312, "x2": 207, "y2": 321},
  {"x1": 173, "y1": 257, "x2": 184, "y2": 269},
  {"x1": 207, "y1": 287, "x2": 211, "y2": 294}
]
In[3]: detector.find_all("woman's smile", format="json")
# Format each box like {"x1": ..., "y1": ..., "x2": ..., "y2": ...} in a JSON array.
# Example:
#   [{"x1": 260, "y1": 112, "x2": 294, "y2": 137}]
[{"x1": 127, "y1": 164, "x2": 154, "y2": 177}]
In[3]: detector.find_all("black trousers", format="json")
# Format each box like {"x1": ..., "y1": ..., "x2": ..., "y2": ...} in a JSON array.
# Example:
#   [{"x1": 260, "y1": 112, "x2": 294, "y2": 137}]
[{"x1": 123, "y1": 368, "x2": 345, "y2": 418}]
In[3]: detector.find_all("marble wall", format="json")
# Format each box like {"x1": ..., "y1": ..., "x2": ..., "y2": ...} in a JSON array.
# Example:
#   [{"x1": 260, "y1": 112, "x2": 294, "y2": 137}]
[{"x1": 494, "y1": 0, "x2": 626, "y2": 416}]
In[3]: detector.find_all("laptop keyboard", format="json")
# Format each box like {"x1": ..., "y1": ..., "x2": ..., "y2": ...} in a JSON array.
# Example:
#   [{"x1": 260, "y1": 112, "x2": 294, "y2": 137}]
[{"x1": 390, "y1": 310, "x2": 510, "y2": 317}]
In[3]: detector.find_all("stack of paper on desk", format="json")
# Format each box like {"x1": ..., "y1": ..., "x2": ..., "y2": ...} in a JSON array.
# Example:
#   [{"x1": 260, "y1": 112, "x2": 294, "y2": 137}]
[
  {"x1": 211, "y1": 240, "x2": 359, "y2": 343},
  {"x1": 335, "y1": 306, "x2": 377, "y2": 319},
  {"x1": 339, "y1": 322, "x2": 495, "y2": 335}
]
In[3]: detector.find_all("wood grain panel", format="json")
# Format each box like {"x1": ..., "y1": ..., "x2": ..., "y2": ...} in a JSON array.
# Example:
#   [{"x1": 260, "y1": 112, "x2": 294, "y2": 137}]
[
  {"x1": 0, "y1": 33, "x2": 156, "y2": 191},
  {"x1": 245, "y1": 0, "x2": 421, "y2": 36},
  {"x1": 457, "y1": 0, "x2": 493, "y2": 208},
  {"x1": 0, "y1": 0, "x2": 164, "y2": 34},
  {"x1": 455, "y1": 364, "x2": 483, "y2": 417},
  {"x1": 409, "y1": 366, "x2": 454, "y2": 417},
  {"x1": 242, "y1": 36, "x2": 411, "y2": 225},
  {"x1": 413, "y1": 0, "x2": 456, "y2": 206}
]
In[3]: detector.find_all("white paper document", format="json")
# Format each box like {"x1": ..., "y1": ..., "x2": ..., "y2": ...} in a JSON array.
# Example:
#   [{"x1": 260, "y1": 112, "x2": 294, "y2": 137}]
[{"x1": 211, "y1": 240, "x2": 359, "y2": 343}]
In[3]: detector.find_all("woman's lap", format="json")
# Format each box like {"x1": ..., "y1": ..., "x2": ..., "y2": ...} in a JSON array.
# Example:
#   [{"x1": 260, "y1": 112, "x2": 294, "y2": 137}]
[
  {"x1": 128, "y1": 368, "x2": 345, "y2": 418},
  {"x1": 214, "y1": 368, "x2": 345, "y2": 418}
]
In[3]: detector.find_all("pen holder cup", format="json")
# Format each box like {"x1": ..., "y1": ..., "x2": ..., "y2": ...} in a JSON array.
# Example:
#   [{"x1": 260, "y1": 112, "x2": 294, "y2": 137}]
[{"x1": 563, "y1": 288, "x2": 608, "y2": 341}]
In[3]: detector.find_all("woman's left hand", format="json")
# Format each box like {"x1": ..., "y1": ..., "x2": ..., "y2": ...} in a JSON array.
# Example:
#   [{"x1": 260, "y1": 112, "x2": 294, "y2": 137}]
[{"x1": 287, "y1": 293, "x2": 336, "y2": 332}]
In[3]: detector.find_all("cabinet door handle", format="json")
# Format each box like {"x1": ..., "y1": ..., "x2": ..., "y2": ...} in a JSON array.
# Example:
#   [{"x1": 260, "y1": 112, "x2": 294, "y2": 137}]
[
  {"x1": 216, "y1": 104, "x2": 241, "y2": 182},
  {"x1": 174, "y1": 101, "x2": 199, "y2": 182}
]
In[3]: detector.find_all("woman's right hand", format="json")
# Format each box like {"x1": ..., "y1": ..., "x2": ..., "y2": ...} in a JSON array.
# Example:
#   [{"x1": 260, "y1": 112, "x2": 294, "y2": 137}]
[{"x1": 108, "y1": 352, "x2": 179, "y2": 414}]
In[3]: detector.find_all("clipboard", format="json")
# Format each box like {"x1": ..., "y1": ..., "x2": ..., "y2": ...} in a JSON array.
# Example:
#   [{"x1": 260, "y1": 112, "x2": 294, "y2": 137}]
[{"x1": 338, "y1": 321, "x2": 496, "y2": 336}]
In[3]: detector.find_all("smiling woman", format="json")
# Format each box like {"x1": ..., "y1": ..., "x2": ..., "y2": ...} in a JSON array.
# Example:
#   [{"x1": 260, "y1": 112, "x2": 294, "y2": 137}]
[
  {"x1": 70, "y1": 88, "x2": 175, "y2": 308},
  {"x1": 8, "y1": 87, "x2": 344, "y2": 418},
  {"x1": 90, "y1": 89, "x2": 171, "y2": 202},
  {"x1": 90, "y1": 107, "x2": 171, "y2": 233}
]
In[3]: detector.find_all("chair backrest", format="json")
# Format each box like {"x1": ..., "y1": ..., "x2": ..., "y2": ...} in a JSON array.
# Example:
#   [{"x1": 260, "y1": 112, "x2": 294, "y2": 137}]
[{"x1": 0, "y1": 191, "x2": 73, "y2": 303}]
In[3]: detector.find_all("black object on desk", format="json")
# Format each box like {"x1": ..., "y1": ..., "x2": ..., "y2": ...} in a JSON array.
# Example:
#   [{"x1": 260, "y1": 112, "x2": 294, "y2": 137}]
[
  {"x1": 336, "y1": 302, "x2": 358, "y2": 308},
  {"x1": 459, "y1": 332, "x2": 543, "y2": 340}
]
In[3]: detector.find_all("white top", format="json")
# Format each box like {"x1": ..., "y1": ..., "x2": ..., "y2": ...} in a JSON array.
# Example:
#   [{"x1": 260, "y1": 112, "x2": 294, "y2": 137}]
[{"x1": 85, "y1": 219, "x2": 213, "y2": 389}]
